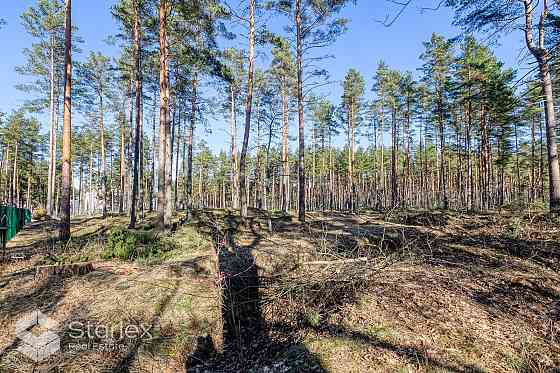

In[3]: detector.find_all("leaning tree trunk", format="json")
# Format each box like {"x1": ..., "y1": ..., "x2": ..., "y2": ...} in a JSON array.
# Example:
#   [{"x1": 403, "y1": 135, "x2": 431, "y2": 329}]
[
  {"x1": 239, "y1": 0, "x2": 255, "y2": 218},
  {"x1": 59, "y1": 0, "x2": 72, "y2": 240}
]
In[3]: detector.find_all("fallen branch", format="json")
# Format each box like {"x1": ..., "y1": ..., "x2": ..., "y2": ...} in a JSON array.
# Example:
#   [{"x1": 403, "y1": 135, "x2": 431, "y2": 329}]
[{"x1": 301, "y1": 257, "x2": 369, "y2": 266}]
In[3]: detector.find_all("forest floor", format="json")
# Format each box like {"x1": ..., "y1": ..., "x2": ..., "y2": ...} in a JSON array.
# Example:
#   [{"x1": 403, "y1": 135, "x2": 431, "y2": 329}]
[{"x1": 0, "y1": 209, "x2": 559, "y2": 372}]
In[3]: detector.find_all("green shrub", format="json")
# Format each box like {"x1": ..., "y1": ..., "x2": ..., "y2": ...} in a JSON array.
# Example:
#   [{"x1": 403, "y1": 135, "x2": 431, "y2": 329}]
[
  {"x1": 102, "y1": 227, "x2": 138, "y2": 260},
  {"x1": 305, "y1": 311, "x2": 321, "y2": 328},
  {"x1": 102, "y1": 227, "x2": 176, "y2": 262}
]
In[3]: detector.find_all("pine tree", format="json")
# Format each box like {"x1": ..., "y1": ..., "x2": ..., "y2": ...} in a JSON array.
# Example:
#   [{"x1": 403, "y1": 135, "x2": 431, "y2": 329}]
[
  {"x1": 59, "y1": 0, "x2": 72, "y2": 240},
  {"x1": 420, "y1": 33, "x2": 454, "y2": 209},
  {"x1": 446, "y1": 0, "x2": 560, "y2": 211},
  {"x1": 18, "y1": 0, "x2": 65, "y2": 216},
  {"x1": 341, "y1": 68, "x2": 365, "y2": 212},
  {"x1": 75, "y1": 52, "x2": 114, "y2": 218},
  {"x1": 270, "y1": 37, "x2": 296, "y2": 213}
]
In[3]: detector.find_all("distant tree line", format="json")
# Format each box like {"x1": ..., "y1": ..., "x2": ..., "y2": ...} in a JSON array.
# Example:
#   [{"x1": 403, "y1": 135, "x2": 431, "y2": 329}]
[{"x1": 1, "y1": 0, "x2": 560, "y2": 239}]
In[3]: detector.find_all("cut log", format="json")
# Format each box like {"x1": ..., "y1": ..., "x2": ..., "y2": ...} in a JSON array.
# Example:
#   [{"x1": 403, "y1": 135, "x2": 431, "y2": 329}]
[{"x1": 35, "y1": 262, "x2": 94, "y2": 279}]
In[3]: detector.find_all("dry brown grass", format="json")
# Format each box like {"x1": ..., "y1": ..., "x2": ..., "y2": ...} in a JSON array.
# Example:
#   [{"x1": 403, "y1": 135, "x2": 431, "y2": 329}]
[
  {"x1": 190, "y1": 209, "x2": 559, "y2": 373},
  {"x1": 1, "y1": 210, "x2": 559, "y2": 372},
  {"x1": 0, "y1": 215, "x2": 221, "y2": 373}
]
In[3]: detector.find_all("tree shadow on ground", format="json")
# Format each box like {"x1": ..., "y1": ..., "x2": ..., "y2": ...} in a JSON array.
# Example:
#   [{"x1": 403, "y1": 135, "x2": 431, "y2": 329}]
[
  {"x1": 111, "y1": 279, "x2": 181, "y2": 372},
  {"x1": 0, "y1": 268, "x2": 120, "y2": 369},
  {"x1": 190, "y1": 210, "x2": 327, "y2": 372},
  {"x1": 306, "y1": 322, "x2": 486, "y2": 373},
  {"x1": 202, "y1": 210, "x2": 560, "y2": 363},
  {"x1": 307, "y1": 213, "x2": 560, "y2": 339}
]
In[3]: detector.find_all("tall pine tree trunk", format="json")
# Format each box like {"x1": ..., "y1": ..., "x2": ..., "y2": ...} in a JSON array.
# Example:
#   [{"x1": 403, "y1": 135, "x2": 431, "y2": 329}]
[
  {"x1": 100, "y1": 94, "x2": 107, "y2": 218},
  {"x1": 59, "y1": 0, "x2": 72, "y2": 240},
  {"x1": 522, "y1": 0, "x2": 560, "y2": 211},
  {"x1": 295, "y1": 0, "x2": 306, "y2": 222},
  {"x1": 47, "y1": 36, "x2": 56, "y2": 216},
  {"x1": 230, "y1": 86, "x2": 239, "y2": 209},
  {"x1": 239, "y1": 0, "x2": 255, "y2": 218},
  {"x1": 164, "y1": 74, "x2": 173, "y2": 225},
  {"x1": 281, "y1": 91, "x2": 290, "y2": 213},
  {"x1": 157, "y1": 0, "x2": 169, "y2": 229},
  {"x1": 186, "y1": 77, "x2": 196, "y2": 217},
  {"x1": 130, "y1": 0, "x2": 142, "y2": 228}
]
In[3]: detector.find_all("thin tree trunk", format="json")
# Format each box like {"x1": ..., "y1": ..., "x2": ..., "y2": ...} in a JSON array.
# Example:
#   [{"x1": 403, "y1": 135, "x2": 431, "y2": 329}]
[
  {"x1": 186, "y1": 77, "x2": 196, "y2": 217},
  {"x1": 99, "y1": 94, "x2": 107, "y2": 218},
  {"x1": 239, "y1": 0, "x2": 255, "y2": 218},
  {"x1": 230, "y1": 86, "x2": 239, "y2": 209},
  {"x1": 47, "y1": 36, "x2": 56, "y2": 216}
]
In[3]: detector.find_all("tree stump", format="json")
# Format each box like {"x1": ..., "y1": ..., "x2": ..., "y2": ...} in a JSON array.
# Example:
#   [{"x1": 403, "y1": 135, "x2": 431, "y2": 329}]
[{"x1": 35, "y1": 262, "x2": 94, "y2": 279}]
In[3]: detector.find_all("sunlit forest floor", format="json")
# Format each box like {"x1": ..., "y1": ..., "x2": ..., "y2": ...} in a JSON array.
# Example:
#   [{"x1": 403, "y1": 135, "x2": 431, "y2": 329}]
[{"x1": 0, "y1": 209, "x2": 559, "y2": 372}]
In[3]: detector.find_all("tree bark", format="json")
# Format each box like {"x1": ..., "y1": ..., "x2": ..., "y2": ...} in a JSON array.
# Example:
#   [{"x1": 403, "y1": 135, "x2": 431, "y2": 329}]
[
  {"x1": 59, "y1": 0, "x2": 72, "y2": 240},
  {"x1": 47, "y1": 36, "x2": 56, "y2": 216},
  {"x1": 157, "y1": 0, "x2": 169, "y2": 229},
  {"x1": 186, "y1": 77, "x2": 196, "y2": 216},
  {"x1": 538, "y1": 61, "x2": 560, "y2": 211},
  {"x1": 281, "y1": 91, "x2": 290, "y2": 213},
  {"x1": 230, "y1": 86, "x2": 239, "y2": 209},
  {"x1": 239, "y1": 0, "x2": 255, "y2": 218},
  {"x1": 99, "y1": 93, "x2": 107, "y2": 218},
  {"x1": 295, "y1": 0, "x2": 306, "y2": 222},
  {"x1": 522, "y1": 0, "x2": 560, "y2": 211},
  {"x1": 130, "y1": 0, "x2": 142, "y2": 228}
]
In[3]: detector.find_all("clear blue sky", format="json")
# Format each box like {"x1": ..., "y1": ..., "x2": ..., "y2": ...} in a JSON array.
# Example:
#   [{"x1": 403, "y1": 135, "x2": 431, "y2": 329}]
[{"x1": 0, "y1": 0, "x2": 528, "y2": 153}]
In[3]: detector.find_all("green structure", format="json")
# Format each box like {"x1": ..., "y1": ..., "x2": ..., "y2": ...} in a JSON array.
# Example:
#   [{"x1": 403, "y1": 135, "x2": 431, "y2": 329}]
[{"x1": 0, "y1": 206, "x2": 32, "y2": 248}]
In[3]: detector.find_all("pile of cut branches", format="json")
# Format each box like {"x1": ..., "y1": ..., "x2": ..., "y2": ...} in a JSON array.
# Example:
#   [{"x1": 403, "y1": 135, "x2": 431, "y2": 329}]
[{"x1": 261, "y1": 225, "x2": 409, "y2": 319}]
